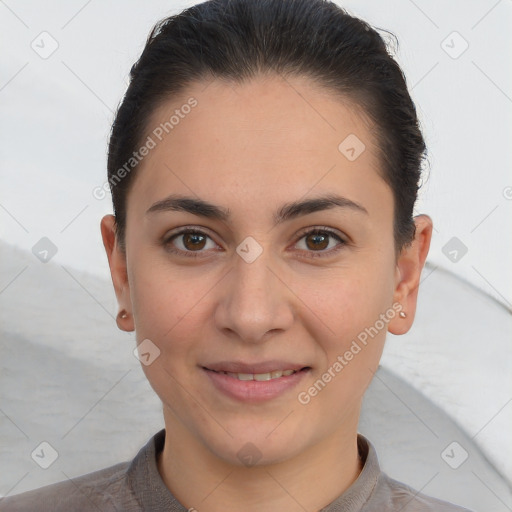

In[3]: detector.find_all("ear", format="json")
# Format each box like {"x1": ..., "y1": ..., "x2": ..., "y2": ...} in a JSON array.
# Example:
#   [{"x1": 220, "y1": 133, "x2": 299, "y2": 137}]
[
  {"x1": 388, "y1": 214, "x2": 433, "y2": 335},
  {"x1": 100, "y1": 214, "x2": 135, "y2": 332}
]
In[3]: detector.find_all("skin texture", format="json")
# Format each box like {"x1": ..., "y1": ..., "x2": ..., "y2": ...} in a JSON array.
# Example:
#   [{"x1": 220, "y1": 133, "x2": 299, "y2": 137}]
[{"x1": 101, "y1": 74, "x2": 432, "y2": 512}]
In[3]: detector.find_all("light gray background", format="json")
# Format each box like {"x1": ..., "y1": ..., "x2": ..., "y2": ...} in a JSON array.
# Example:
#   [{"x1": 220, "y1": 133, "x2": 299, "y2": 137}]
[
  {"x1": 1, "y1": 0, "x2": 511, "y2": 303},
  {"x1": 1, "y1": 1, "x2": 511, "y2": 510}
]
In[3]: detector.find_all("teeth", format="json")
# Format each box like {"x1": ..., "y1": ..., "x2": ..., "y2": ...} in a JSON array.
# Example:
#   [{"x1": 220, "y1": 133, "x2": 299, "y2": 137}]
[{"x1": 219, "y1": 369, "x2": 298, "y2": 381}]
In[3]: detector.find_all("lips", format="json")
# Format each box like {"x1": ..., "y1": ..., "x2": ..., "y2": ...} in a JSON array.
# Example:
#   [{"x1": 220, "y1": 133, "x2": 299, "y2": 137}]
[
  {"x1": 207, "y1": 368, "x2": 299, "y2": 381},
  {"x1": 201, "y1": 362, "x2": 311, "y2": 403},
  {"x1": 202, "y1": 361, "x2": 309, "y2": 374}
]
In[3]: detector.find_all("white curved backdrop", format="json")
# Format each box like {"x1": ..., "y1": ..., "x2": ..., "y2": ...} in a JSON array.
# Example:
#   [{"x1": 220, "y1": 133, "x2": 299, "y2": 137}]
[{"x1": 1, "y1": 1, "x2": 511, "y2": 509}]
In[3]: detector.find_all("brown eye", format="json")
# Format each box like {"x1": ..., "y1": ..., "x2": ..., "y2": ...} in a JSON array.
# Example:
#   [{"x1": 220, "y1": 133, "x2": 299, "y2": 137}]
[
  {"x1": 295, "y1": 228, "x2": 346, "y2": 257},
  {"x1": 164, "y1": 229, "x2": 218, "y2": 257},
  {"x1": 305, "y1": 232, "x2": 329, "y2": 251},
  {"x1": 182, "y1": 232, "x2": 207, "y2": 251}
]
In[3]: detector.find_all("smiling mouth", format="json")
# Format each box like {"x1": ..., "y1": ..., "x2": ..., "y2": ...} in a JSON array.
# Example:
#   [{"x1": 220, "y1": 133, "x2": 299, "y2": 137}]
[{"x1": 203, "y1": 367, "x2": 311, "y2": 381}]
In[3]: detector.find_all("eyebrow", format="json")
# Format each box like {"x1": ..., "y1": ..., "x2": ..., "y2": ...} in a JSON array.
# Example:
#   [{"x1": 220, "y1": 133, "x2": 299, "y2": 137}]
[{"x1": 146, "y1": 193, "x2": 368, "y2": 225}]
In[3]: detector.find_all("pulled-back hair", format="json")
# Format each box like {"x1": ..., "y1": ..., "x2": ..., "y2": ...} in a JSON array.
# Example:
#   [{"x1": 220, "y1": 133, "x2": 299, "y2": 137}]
[{"x1": 107, "y1": 0, "x2": 427, "y2": 253}]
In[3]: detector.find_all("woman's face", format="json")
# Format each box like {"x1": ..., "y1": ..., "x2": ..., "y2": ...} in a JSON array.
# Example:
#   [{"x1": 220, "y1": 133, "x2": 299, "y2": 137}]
[{"x1": 110, "y1": 74, "x2": 407, "y2": 465}]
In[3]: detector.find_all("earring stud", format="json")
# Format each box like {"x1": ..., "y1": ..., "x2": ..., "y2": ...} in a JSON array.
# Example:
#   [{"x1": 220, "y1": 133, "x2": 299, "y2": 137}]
[
  {"x1": 399, "y1": 311, "x2": 407, "y2": 319},
  {"x1": 118, "y1": 310, "x2": 128, "y2": 320}
]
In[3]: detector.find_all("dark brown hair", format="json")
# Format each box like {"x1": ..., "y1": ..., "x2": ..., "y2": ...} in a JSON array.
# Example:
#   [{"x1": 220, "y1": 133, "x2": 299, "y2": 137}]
[{"x1": 107, "y1": 0, "x2": 427, "y2": 252}]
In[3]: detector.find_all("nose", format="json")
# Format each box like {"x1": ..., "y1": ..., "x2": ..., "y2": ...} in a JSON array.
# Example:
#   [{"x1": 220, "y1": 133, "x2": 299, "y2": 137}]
[{"x1": 214, "y1": 246, "x2": 295, "y2": 344}]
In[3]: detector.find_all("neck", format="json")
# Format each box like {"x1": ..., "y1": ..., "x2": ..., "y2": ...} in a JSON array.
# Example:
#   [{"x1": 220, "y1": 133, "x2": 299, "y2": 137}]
[{"x1": 157, "y1": 409, "x2": 363, "y2": 512}]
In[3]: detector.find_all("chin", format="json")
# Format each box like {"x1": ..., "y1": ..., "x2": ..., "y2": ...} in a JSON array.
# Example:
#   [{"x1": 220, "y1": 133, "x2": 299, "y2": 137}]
[{"x1": 198, "y1": 418, "x2": 311, "y2": 467}]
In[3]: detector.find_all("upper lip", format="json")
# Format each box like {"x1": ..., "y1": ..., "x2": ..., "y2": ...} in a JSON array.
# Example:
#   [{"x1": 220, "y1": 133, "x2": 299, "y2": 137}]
[{"x1": 202, "y1": 361, "x2": 310, "y2": 374}]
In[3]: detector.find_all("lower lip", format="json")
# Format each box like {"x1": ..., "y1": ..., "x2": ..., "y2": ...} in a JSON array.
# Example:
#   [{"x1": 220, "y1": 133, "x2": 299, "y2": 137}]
[{"x1": 202, "y1": 367, "x2": 310, "y2": 403}]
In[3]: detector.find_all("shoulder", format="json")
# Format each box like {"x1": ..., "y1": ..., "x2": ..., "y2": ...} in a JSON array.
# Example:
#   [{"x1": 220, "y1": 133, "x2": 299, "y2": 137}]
[
  {"x1": 353, "y1": 434, "x2": 473, "y2": 512},
  {"x1": 369, "y1": 472, "x2": 474, "y2": 512},
  {"x1": 0, "y1": 461, "x2": 136, "y2": 512}
]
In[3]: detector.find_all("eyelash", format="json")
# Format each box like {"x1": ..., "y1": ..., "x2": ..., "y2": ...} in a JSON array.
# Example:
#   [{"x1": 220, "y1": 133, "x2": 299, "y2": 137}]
[{"x1": 163, "y1": 226, "x2": 347, "y2": 259}]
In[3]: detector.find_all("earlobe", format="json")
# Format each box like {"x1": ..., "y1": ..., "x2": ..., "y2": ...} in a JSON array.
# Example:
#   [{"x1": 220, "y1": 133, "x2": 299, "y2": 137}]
[
  {"x1": 116, "y1": 308, "x2": 134, "y2": 332},
  {"x1": 388, "y1": 214, "x2": 433, "y2": 335},
  {"x1": 100, "y1": 215, "x2": 135, "y2": 332}
]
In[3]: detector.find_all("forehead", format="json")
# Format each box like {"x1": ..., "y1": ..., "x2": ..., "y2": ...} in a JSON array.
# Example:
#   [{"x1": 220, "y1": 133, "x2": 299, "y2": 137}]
[{"x1": 127, "y1": 74, "x2": 391, "y2": 223}]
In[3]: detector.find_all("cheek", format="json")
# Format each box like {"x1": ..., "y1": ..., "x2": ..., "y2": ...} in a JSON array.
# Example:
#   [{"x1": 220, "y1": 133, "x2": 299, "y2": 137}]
[
  {"x1": 129, "y1": 261, "x2": 212, "y2": 414},
  {"x1": 304, "y1": 264, "x2": 394, "y2": 344},
  {"x1": 298, "y1": 253, "x2": 396, "y2": 400},
  {"x1": 131, "y1": 271, "x2": 206, "y2": 344},
  {"x1": 128, "y1": 252, "x2": 221, "y2": 378},
  {"x1": 296, "y1": 274, "x2": 392, "y2": 417},
  {"x1": 127, "y1": 241, "x2": 199, "y2": 334}
]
